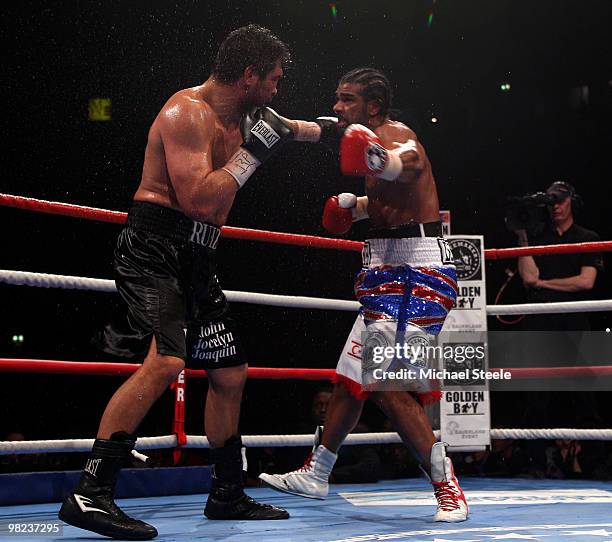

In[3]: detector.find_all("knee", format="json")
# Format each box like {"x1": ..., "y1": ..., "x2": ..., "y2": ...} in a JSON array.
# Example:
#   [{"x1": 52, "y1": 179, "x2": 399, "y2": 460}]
[
  {"x1": 148, "y1": 355, "x2": 185, "y2": 384},
  {"x1": 208, "y1": 364, "x2": 247, "y2": 395}
]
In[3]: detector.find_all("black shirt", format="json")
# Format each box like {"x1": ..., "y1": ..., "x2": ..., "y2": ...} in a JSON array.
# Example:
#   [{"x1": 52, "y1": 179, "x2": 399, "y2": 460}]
[{"x1": 528, "y1": 223, "x2": 603, "y2": 303}]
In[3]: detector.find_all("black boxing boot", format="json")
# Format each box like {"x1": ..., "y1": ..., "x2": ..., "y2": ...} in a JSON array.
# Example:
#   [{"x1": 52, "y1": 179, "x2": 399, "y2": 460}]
[
  {"x1": 58, "y1": 432, "x2": 158, "y2": 540},
  {"x1": 204, "y1": 436, "x2": 289, "y2": 520}
]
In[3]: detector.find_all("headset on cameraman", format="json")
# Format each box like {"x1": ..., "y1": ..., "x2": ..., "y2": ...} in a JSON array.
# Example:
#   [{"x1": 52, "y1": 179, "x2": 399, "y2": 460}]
[{"x1": 547, "y1": 181, "x2": 583, "y2": 213}]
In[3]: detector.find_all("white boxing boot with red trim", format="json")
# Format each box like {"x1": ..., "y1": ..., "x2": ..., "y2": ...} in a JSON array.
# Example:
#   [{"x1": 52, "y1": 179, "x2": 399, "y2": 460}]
[
  {"x1": 259, "y1": 427, "x2": 337, "y2": 500},
  {"x1": 259, "y1": 445, "x2": 337, "y2": 499},
  {"x1": 429, "y1": 442, "x2": 468, "y2": 522}
]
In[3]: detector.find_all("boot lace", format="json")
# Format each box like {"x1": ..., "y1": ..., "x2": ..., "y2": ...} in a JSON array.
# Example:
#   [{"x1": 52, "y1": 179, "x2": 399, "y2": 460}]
[
  {"x1": 432, "y1": 481, "x2": 460, "y2": 511},
  {"x1": 297, "y1": 453, "x2": 313, "y2": 472}
]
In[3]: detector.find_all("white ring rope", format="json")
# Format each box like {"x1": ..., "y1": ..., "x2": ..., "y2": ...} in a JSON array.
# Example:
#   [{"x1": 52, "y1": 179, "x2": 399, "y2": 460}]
[
  {"x1": 0, "y1": 269, "x2": 359, "y2": 310},
  {"x1": 486, "y1": 299, "x2": 612, "y2": 315},
  {"x1": 3, "y1": 429, "x2": 612, "y2": 455},
  {"x1": 2, "y1": 269, "x2": 611, "y2": 315},
  {"x1": 0, "y1": 270, "x2": 116, "y2": 292}
]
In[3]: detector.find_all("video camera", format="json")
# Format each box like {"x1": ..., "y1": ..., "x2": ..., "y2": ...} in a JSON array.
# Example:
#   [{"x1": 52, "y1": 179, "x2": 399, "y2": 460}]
[{"x1": 505, "y1": 191, "x2": 563, "y2": 234}]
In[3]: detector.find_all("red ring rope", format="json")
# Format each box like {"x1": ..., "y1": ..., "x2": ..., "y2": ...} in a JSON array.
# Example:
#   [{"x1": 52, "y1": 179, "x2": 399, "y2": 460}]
[
  {"x1": 0, "y1": 193, "x2": 362, "y2": 252},
  {"x1": 0, "y1": 359, "x2": 335, "y2": 380},
  {"x1": 485, "y1": 243, "x2": 609, "y2": 259},
  {"x1": 2, "y1": 193, "x2": 611, "y2": 259},
  {"x1": 1, "y1": 358, "x2": 612, "y2": 379}
]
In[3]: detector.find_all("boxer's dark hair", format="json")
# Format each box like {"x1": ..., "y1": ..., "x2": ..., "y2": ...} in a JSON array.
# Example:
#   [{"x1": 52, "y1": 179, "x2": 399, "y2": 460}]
[
  {"x1": 340, "y1": 67, "x2": 393, "y2": 116},
  {"x1": 213, "y1": 24, "x2": 290, "y2": 83}
]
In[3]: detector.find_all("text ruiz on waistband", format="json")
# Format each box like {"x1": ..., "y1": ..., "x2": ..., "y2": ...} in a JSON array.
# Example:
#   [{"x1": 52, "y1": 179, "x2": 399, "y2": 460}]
[{"x1": 190, "y1": 221, "x2": 221, "y2": 249}]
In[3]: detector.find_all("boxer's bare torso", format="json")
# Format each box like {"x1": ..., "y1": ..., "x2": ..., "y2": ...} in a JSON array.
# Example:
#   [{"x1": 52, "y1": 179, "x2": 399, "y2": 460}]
[{"x1": 133, "y1": 84, "x2": 243, "y2": 225}]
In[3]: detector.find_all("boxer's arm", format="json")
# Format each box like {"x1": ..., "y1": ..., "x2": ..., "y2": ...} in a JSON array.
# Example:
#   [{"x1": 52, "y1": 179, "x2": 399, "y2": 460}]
[
  {"x1": 159, "y1": 99, "x2": 238, "y2": 220},
  {"x1": 278, "y1": 116, "x2": 324, "y2": 142},
  {"x1": 283, "y1": 116, "x2": 425, "y2": 182},
  {"x1": 379, "y1": 124, "x2": 425, "y2": 183},
  {"x1": 339, "y1": 124, "x2": 424, "y2": 182},
  {"x1": 353, "y1": 196, "x2": 369, "y2": 221}
]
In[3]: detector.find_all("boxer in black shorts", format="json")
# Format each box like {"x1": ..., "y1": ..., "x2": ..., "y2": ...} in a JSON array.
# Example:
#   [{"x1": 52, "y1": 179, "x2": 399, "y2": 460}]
[
  {"x1": 103, "y1": 202, "x2": 241, "y2": 368},
  {"x1": 58, "y1": 25, "x2": 309, "y2": 539}
]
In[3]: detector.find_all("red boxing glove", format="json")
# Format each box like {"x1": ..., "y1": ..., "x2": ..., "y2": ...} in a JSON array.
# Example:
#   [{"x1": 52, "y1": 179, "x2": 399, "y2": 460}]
[
  {"x1": 322, "y1": 195, "x2": 355, "y2": 234},
  {"x1": 339, "y1": 124, "x2": 405, "y2": 181}
]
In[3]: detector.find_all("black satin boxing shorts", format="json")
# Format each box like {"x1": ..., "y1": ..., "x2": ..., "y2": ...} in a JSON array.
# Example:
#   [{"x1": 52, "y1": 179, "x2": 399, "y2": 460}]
[{"x1": 97, "y1": 201, "x2": 245, "y2": 369}]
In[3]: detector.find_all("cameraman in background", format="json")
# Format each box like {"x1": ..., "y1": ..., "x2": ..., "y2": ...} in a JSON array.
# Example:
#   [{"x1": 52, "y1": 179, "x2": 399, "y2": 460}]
[
  {"x1": 509, "y1": 181, "x2": 604, "y2": 444},
  {"x1": 514, "y1": 181, "x2": 603, "y2": 331}
]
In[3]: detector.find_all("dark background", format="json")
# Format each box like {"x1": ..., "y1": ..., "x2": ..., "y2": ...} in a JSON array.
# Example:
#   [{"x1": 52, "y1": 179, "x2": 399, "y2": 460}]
[{"x1": 2, "y1": 1, "x2": 611, "y2": 447}]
